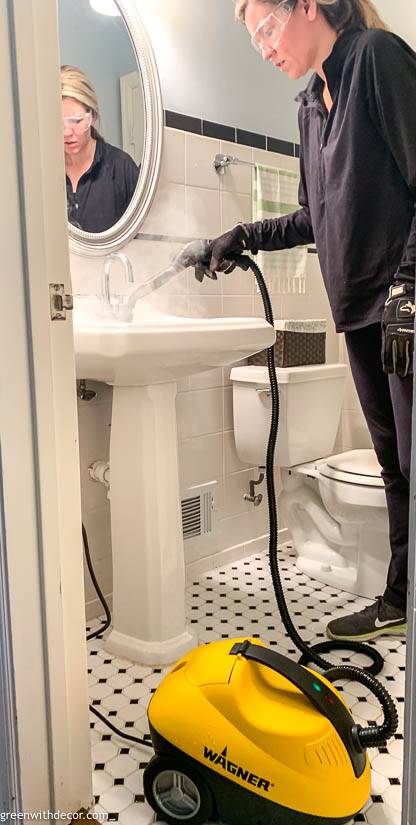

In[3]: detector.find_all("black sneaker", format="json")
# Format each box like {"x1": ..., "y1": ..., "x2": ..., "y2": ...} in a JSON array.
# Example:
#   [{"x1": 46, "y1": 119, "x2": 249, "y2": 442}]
[{"x1": 326, "y1": 596, "x2": 407, "y2": 641}]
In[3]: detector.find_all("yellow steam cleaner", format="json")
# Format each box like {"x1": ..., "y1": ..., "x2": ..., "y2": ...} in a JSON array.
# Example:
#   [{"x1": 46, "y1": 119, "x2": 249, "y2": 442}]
[
  {"x1": 145, "y1": 637, "x2": 399, "y2": 825},
  {"x1": 141, "y1": 245, "x2": 398, "y2": 825}
]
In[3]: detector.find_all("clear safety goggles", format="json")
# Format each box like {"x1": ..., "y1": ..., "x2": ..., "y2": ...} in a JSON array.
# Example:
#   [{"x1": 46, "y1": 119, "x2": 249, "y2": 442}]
[
  {"x1": 251, "y1": 1, "x2": 296, "y2": 55},
  {"x1": 63, "y1": 110, "x2": 93, "y2": 134}
]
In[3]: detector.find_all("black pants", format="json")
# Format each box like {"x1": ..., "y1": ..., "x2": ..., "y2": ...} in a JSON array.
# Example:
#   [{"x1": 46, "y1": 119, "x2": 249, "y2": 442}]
[{"x1": 345, "y1": 324, "x2": 413, "y2": 612}]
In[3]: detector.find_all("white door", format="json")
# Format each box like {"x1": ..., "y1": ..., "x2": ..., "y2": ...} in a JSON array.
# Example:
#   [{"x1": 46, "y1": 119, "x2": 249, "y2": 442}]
[
  {"x1": 120, "y1": 70, "x2": 145, "y2": 164},
  {"x1": 0, "y1": 0, "x2": 92, "y2": 814}
]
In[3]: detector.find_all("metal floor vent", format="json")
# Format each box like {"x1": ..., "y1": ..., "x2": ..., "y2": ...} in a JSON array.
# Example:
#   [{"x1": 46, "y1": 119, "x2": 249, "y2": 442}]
[{"x1": 181, "y1": 482, "x2": 216, "y2": 540}]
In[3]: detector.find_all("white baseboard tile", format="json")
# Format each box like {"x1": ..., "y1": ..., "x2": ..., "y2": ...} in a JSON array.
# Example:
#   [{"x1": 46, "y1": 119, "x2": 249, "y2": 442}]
[
  {"x1": 185, "y1": 527, "x2": 290, "y2": 582},
  {"x1": 85, "y1": 528, "x2": 291, "y2": 617}
]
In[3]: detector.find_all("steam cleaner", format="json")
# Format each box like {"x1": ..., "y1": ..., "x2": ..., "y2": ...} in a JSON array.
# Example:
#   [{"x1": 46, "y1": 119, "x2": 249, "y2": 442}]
[{"x1": 125, "y1": 242, "x2": 397, "y2": 825}]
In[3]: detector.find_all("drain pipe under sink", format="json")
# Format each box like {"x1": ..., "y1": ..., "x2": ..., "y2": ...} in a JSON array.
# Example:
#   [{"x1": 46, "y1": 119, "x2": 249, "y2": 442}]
[{"x1": 89, "y1": 460, "x2": 110, "y2": 495}]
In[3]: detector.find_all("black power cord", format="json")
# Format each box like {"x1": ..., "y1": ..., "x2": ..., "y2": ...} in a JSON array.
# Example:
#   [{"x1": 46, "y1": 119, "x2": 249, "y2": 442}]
[
  {"x1": 83, "y1": 524, "x2": 111, "y2": 642},
  {"x1": 83, "y1": 522, "x2": 153, "y2": 749}
]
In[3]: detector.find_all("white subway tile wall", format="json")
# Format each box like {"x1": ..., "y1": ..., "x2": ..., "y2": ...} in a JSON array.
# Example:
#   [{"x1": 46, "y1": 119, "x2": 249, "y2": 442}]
[
  {"x1": 73, "y1": 126, "x2": 362, "y2": 618},
  {"x1": 220, "y1": 140, "x2": 253, "y2": 194}
]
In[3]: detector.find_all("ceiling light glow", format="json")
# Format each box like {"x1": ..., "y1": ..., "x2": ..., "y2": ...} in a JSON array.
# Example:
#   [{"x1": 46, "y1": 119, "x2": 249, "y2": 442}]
[{"x1": 89, "y1": 0, "x2": 120, "y2": 17}]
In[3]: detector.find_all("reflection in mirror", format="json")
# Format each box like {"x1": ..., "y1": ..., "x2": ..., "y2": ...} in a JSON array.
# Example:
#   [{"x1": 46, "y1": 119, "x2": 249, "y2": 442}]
[
  {"x1": 61, "y1": 65, "x2": 140, "y2": 232},
  {"x1": 59, "y1": 0, "x2": 145, "y2": 234}
]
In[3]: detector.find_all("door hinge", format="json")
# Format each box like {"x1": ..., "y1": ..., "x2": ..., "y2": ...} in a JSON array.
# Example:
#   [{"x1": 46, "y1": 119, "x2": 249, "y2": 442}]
[{"x1": 49, "y1": 283, "x2": 74, "y2": 320}]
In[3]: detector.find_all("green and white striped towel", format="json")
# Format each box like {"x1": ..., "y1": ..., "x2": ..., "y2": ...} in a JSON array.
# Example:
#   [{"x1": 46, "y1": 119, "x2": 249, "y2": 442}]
[{"x1": 253, "y1": 163, "x2": 308, "y2": 294}]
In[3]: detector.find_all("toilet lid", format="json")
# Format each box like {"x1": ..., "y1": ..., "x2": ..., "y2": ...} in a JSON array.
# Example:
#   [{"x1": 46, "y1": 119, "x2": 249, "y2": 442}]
[{"x1": 318, "y1": 449, "x2": 384, "y2": 488}]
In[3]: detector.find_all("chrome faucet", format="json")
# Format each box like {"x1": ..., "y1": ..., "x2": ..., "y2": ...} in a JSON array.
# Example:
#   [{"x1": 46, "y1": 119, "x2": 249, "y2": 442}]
[{"x1": 102, "y1": 252, "x2": 134, "y2": 318}]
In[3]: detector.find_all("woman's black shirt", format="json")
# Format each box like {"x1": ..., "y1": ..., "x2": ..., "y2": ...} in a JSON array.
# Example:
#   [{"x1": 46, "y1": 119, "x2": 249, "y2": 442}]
[
  {"x1": 246, "y1": 27, "x2": 416, "y2": 332},
  {"x1": 66, "y1": 138, "x2": 140, "y2": 233}
]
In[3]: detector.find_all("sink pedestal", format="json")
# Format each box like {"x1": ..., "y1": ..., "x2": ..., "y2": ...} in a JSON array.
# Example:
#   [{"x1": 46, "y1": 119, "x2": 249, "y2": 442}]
[
  {"x1": 74, "y1": 303, "x2": 275, "y2": 665},
  {"x1": 104, "y1": 382, "x2": 196, "y2": 665}
]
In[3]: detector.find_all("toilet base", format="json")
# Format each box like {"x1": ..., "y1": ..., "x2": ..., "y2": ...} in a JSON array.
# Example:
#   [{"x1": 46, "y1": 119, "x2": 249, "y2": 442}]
[
  {"x1": 296, "y1": 555, "x2": 368, "y2": 599},
  {"x1": 292, "y1": 522, "x2": 391, "y2": 601},
  {"x1": 280, "y1": 473, "x2": 391, "y2": 601}
]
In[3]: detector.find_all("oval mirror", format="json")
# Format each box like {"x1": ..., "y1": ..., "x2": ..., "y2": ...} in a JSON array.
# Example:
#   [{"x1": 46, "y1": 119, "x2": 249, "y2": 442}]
[{"x1": 58, "y1": 0, "x2": 163, "y2": 256}]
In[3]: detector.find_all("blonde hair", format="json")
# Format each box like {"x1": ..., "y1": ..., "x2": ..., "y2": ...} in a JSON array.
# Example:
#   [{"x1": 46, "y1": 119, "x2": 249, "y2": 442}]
[
  {"x1": 235, "y1": 0, "x2": 388, "y2": 31},
  {"x1": 61, "y1": 65, "x2": 101, "y2": 138}
]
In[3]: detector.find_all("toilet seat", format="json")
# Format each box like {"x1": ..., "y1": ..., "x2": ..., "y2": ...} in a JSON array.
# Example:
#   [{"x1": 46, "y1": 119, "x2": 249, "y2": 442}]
[{"x1": 317, "y1": 449, "x2": 384, "y2": 489}]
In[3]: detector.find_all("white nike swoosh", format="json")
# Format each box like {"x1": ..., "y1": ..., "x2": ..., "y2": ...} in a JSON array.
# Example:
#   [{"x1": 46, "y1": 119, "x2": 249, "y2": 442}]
[{"x1": 374, "y1": 617, "x2": 403, "y2": 628}]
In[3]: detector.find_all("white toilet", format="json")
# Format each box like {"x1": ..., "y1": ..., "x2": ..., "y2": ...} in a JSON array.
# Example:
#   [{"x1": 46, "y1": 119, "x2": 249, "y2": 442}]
[{"x1": 231, "y1": 364, "x2": 391, "y2": 600}]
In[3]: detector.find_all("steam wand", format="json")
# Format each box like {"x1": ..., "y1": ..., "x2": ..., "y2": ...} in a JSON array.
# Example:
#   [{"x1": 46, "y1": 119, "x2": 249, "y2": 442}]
[{"x1": 118, "y1": 239, "x2": 249, "y2": 321}]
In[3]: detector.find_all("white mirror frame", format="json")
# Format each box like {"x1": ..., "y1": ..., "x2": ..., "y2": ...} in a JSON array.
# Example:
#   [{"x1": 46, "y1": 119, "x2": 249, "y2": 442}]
[{"x1": 68, "y1": 0, "x2": 163, "y2": 257}]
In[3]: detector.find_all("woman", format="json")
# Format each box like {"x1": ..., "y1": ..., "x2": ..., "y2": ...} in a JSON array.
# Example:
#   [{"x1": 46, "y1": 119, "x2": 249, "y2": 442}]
[
  {"x1": 207, "y1": 0, "x2": 416, "y2": 641},
  {"x1": 62, "y1": 65, "x2": 140, "y2": 233}
]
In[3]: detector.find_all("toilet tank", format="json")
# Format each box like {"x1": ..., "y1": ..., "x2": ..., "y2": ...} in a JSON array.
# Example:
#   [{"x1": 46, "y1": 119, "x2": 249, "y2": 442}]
[{"x1": 231, "y1": 364, "x2": 348, "y2": 468}]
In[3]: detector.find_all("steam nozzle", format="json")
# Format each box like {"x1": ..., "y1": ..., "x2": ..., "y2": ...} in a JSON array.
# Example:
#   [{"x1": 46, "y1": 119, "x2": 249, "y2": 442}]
[{"x1": 170, "y1": 239, "x2": 216, "y2": 282}]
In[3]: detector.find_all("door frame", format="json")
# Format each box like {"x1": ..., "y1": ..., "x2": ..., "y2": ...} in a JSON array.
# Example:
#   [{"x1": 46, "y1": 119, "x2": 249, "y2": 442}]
[{"x1": 0, "y1": 0, "x2": 92, "y2": 813}]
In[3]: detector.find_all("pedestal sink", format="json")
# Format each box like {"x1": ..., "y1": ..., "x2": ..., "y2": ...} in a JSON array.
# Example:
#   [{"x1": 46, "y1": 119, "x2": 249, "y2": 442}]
[{"x1": 74, "y1": 296, "x2": 275, "y2": 665}]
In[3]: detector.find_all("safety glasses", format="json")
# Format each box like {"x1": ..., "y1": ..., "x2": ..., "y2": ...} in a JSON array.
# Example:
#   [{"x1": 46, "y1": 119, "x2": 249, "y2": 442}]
[
  {"x1": 63, "y1": 110, "x2": 93, "y2": 134},
  {"x1": 251, "y1": 0, "x2": 296, "y2": 55}
]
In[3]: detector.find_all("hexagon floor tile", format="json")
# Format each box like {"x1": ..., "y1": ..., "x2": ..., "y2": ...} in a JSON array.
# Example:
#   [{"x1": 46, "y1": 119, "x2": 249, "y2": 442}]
[{"x1": 87, "y1": 542, "x2": 406, "y2": 824}]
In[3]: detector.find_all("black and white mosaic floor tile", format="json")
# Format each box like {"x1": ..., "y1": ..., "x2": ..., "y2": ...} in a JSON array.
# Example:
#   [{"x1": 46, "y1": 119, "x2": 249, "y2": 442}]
[{"x1": 88, "y1": 543, "x2": 405, "y2": 825}]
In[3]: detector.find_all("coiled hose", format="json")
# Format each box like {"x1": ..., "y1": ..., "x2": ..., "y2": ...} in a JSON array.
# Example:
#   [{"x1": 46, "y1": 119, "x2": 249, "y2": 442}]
[{"x1": 233, "y1": 253, "x2": 398, "y2": 748}]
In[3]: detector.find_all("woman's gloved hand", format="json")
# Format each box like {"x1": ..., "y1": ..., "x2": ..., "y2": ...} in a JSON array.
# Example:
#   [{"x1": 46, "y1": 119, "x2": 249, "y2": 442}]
[
  {"x1": 381, "y1": 280, "x2": 415, "y2": 377},
  {"x1": 209, "y1": 224, "x2": 254, "y2": 274}
]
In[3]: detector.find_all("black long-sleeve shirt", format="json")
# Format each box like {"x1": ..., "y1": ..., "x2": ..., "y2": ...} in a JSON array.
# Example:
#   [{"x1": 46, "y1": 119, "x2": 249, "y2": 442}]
[
  {"x1": 246, "y1": 27, "x2": 416, "y2": 332},
  {"x1": 66, "y1": 138, "x2": 140, "y2": 234}
]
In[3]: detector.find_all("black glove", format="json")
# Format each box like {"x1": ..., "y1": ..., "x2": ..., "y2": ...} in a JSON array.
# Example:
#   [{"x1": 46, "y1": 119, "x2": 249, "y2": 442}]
[
  {"x1": 210, "y1": 224, "x2": 255, "y2": 273},
  {"x1": 381, "y1": 280, "x2": 415, "y2": 377},
  {"x1": 193, "y1": 224, "x2": 253, "y2": 280},
  {"x1": 193, "y1": 224, "x2": 254, "y2": 282}
]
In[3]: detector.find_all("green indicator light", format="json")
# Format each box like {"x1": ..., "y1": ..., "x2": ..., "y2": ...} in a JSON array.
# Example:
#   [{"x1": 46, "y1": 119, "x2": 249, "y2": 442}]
[{"x1": 313, "y1": 682, "x2": 322, "y2": 692}]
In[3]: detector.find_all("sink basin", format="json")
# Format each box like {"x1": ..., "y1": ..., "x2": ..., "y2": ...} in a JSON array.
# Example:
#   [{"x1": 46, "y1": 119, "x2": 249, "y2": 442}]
[{"x1": 73, "y1": 296, "x2": 275, "y2": 386}]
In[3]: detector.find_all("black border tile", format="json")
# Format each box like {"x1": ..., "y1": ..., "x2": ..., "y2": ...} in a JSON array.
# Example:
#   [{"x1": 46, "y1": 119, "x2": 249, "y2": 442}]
[
  {"x1": 236, "y1": 128, "x2": 266, "y2": 150},
  {"x1": 266, "y1": 136, "x2": 294, "y2": 157},
  {"x1": 203, "y1": 120, "x2": 236, "y2": 142},
  {"x1": 165, "y1": 110, "x2": 202, "y2": 135},
  {"x1": 164, "y1": 110, "x2": 300, "y2": 157}
]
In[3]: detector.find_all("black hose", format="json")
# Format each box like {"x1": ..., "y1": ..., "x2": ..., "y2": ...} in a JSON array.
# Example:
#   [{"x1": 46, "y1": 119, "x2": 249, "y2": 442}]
[
  {"x1": 324, "y1": 666, "x2": 398, "y2": 747},
  {"x1": 233, "y1": 254, "x2": 397, "y2": 748}
]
